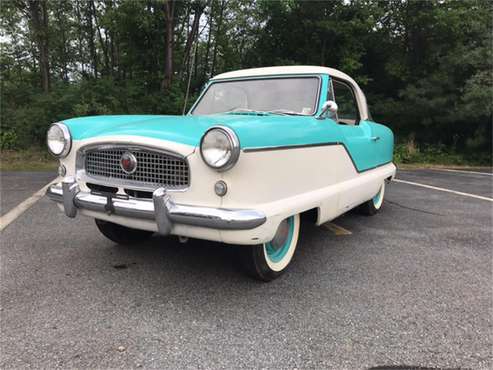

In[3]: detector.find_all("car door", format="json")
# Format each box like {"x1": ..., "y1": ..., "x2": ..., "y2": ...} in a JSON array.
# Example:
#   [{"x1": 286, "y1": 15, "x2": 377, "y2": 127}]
[{"x1": 329, "y1": 78, "x2": 378, "y2": 172}]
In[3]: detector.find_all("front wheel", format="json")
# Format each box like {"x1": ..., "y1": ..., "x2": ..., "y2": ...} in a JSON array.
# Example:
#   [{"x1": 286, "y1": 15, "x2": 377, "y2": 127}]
[
  {"x1": 240, "y1": 214, "x2": 300, "y2": 282},
  {"x1": 95, "y1": 219, "x2": 154, "y2": 245},
  {"x1": 359, "y1": 181, "x2": 385, "y2": 216}
]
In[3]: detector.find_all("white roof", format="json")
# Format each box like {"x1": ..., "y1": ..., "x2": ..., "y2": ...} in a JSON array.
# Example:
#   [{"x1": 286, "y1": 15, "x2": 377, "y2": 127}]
[
  {"x1": 212, "y1": 65, "x2": 352, "y2": 82},
  {"x1": 211, "y1": 66, "x2": 369, "y2": 120}
]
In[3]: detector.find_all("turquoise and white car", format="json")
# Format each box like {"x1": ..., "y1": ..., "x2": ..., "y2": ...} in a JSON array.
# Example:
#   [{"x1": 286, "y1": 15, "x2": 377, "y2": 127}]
[{"x1": 46, "y1": 66, "x2": 396, "y2": 281}]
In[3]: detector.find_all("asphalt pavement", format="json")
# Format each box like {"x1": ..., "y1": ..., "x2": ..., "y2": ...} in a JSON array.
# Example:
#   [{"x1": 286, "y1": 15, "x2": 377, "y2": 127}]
[
  {"x1": 0, "y1": 171, "x2": 56, "y2": 216},
  {"x1": 0, "y1": 168, "x2": 492, "y2": 369}
]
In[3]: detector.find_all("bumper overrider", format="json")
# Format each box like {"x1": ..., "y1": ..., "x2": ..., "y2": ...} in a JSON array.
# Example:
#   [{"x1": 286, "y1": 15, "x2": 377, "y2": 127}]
[{"x1": 46, "y1": 177, "x2": 266, "y2": 235}]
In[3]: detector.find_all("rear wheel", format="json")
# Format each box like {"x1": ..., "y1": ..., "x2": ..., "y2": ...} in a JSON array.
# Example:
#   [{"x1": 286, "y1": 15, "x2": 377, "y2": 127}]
[
  {"x1": 240, "y1": 214, "x2": 300, "y2": 282},
  {"x1": 95, "y1": 219, "x2": 153, "y2": 245},
  {"x1": 359, "y1": 181, "x2": 385, "y2": 216}
]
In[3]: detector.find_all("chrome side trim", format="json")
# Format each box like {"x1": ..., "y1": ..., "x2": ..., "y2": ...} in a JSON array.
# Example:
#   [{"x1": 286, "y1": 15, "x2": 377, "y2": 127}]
[
  {"x1": 242, "y1": 142, "x2": 341, "y2": 153},
  {"x1": 46, "y1": 180, "x2": 266, "y2": 234}
]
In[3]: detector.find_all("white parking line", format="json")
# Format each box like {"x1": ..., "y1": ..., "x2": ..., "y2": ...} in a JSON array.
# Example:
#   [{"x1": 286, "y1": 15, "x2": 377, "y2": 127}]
[
  {"x1": 0, "y1": 178, "x2": 58, "y2": 232},
  {"x1": 430, "y1": 168, "x2": 492, "y2": 176},
  {"x1": 394, "y1": 179, "x2": 493, "y2": 202}
]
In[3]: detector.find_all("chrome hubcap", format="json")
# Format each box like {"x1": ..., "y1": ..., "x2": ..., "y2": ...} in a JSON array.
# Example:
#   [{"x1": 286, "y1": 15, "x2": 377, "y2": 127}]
[{"x1": 270, "y1": 219, "x2": 290, "y2": 250}]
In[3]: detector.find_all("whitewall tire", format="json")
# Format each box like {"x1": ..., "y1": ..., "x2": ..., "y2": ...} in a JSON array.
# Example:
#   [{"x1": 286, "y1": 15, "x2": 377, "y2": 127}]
[
  {"x1": 240, "y1": 214, "x2": 301, "y2": 281},
  {"x1": 359, "y1": 181, "x2": 385, "y2": 216}
]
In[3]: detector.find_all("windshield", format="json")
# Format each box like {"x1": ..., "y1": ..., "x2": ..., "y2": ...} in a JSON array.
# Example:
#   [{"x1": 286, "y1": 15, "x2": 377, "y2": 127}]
[{"x1": 191, "y1": 77, "x2": 320, "y2": 116}]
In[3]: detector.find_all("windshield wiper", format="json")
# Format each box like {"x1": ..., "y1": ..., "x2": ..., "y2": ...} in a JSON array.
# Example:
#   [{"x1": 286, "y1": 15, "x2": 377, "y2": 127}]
[
  {"x1": 266, "y1": 109, "x2": 306, "y2": 116},
  {"x1": 222, "y1": 108, "x2": 268, "y2": 115},
  {"x1": 221, "y1": 108, "x2": 305, "y2": 116}
]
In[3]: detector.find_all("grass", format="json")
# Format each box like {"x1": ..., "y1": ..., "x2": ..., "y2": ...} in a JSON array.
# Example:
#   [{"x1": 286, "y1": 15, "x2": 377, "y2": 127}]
[
  {"x1": 396, "y1": 163, "x2": 492, "y2": 171},
  {"x1": 393, "y1": 141, "x2": 492, "y2": 168},
  {"x1": 0, "y1": 148, "x2": 58, "y2": 171}
]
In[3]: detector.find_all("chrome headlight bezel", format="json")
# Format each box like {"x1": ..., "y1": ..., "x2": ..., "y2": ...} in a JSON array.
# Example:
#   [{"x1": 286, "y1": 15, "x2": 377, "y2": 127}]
[
  {"x1": 47, "y1": 122, "x2": 72, "y2": 158},
  {"x1": 200, "y1": 126, "x2": 240, "y2": 171}
]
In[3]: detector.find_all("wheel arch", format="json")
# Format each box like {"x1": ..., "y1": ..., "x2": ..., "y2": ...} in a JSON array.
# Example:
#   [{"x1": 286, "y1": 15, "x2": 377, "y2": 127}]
[{"x1": 301, "y1": 207, "x2": 320, "y2": 225}]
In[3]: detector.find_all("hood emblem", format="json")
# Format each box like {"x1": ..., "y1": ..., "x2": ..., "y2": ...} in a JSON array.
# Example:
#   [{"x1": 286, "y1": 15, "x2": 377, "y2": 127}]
[{"x1": 120, "y1": 151, "x2": 137, "y2": 175}]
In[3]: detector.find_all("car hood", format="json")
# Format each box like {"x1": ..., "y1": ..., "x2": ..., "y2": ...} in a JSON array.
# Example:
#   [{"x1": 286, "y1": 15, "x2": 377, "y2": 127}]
[{"x1": 63, "y1": 114, "x2": 332, "y2": 150}]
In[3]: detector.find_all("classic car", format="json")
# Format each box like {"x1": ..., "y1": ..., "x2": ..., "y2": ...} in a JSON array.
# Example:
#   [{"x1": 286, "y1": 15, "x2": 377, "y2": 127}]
[{"x1": 46, "y1": 66, "x2": 396, "y2": 281}]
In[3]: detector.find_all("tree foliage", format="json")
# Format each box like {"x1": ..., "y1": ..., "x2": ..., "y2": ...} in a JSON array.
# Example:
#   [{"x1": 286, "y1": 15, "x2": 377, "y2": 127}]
[{"x1": 1, "y1": 0, "x2": 491, "y2": 160}]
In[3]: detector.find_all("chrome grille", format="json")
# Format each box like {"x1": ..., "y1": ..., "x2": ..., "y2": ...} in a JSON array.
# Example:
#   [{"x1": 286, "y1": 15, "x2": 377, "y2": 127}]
[{"x1": 84, "y1": 147, "x2": 189, "y2": 189}]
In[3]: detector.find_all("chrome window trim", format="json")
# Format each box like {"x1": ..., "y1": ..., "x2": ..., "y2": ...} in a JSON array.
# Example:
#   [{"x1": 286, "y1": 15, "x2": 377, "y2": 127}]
[
  {"x1": 329, "y1": 76, "x2": 363, "y2": 124},
  {"x1": 76, "y1": 143, "x2": 191, "y2": 192}
]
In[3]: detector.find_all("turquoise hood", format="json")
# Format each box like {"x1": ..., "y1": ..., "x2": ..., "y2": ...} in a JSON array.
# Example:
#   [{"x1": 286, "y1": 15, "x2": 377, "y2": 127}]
[{"x1": 63, "y1": 114, "x2": 339, "y2": 149}]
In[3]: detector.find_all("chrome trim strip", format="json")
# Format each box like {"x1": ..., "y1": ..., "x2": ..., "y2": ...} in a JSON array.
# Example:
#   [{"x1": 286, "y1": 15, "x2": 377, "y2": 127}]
[
  {"x1": 78, "y1": 143, "x2": 187, "y2": 160},
  {"x1": 46, "y1": 181, "x2": 266, "y2": 233},
  {"x1": 243, "y1": 142, "x2": 341, "y2": 153}
]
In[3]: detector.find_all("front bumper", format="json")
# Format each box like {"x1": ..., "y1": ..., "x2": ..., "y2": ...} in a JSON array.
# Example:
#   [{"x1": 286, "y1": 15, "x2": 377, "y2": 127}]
[{"x1": 46, "y1": 177, "x2": 266, "y2": 235}]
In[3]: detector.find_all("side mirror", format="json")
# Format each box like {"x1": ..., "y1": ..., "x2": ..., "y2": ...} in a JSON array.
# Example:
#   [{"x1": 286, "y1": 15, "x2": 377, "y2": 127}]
[{"x1": 317, "y1": 100, "x2": 338, "y2": 120}]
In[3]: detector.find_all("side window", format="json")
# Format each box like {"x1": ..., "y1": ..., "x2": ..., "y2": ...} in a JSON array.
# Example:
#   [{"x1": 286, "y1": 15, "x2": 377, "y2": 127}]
[{"x1": 331, "y1": 79, "x2": 359, "y2": 125}]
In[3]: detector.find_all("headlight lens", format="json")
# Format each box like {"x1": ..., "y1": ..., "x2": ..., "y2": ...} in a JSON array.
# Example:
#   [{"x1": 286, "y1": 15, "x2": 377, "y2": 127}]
[
  {"x1": 47, "y1": 122, "x2": 71, "y2": 157},
  {"x1": 200, "y1": 126, "x2": 240, "y2": 171}
]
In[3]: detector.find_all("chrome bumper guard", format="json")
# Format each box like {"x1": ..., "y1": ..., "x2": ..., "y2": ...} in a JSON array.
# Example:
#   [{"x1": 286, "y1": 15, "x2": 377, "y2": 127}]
[{"x1": 46, "y1": 177, "x2": 266, "y2": 235}]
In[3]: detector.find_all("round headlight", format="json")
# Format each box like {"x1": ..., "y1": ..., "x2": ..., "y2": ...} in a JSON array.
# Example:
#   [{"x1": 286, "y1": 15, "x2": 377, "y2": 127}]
[
  {"x1": 200, "y1": 126, "x2": 240, "y2": 171},
  {"x1": 47, "y1": 122, "x2": 71, "y2": 157}
]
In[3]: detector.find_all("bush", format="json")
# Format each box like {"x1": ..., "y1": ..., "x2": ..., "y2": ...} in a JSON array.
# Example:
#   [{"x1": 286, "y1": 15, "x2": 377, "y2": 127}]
[
  {"x1": 0, "y1": 130, "x2": 18, "y2": 150},
  {"x1": 394, "y1": 139, "x2": 492, "y2": 166}
]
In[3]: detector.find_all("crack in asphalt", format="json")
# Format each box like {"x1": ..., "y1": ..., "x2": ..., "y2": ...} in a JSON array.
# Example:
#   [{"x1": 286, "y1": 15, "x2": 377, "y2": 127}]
[{"x1": 386, "y1": 199, "x2": 444, "y2": 216}]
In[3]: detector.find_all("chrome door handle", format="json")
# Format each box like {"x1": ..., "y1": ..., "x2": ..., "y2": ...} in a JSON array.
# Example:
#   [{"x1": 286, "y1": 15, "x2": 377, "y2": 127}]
[{"x1": 371, "y1": 136, "x2": 380, "y2": 141}]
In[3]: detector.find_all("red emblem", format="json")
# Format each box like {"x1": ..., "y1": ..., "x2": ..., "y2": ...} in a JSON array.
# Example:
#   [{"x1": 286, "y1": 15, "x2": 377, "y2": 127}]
[{"x1": 120, "y1": 151, "x2": 137, "y2": 174}]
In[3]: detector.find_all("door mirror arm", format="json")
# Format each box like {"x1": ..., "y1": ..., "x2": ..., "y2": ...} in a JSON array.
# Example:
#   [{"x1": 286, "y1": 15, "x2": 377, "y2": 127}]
[{"x1": 317, "y1": 100, "x2": 338, "y2": 120}]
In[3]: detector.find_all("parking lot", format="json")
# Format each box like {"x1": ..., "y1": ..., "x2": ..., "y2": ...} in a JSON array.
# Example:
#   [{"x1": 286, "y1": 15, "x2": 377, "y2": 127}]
[{"x1": 1, "y1": 168, "x2": 492, "y2": 369}]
